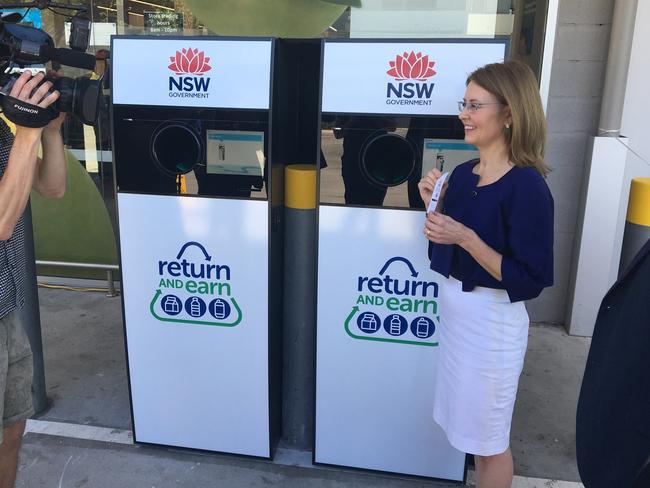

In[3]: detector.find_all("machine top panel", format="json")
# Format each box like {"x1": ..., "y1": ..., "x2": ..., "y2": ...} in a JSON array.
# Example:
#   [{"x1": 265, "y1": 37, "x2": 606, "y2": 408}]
[
  {"x1": 321, "y1": 40, "x2": 506, "y2": 116},
  {"x1": 112, "y1": 37, "x2": 272, "y2": 110}
]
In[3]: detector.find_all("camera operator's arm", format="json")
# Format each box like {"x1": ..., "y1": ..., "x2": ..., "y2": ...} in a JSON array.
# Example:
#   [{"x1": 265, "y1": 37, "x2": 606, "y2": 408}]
[
  {"x1": 0, "y1": 71, "x2": 61, "y2": 240},
  {"x1": 33, "y1": 112, "x2": 67, "y2": 199}
]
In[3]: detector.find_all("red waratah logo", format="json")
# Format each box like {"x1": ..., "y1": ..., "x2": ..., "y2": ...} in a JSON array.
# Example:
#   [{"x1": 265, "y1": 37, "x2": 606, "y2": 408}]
[
  {"x1": 168, "y1": 47, "x2": 212, "y2": 75},
  {"x1": 387, "y1": 51, "x2": 436, "y2": 81}
]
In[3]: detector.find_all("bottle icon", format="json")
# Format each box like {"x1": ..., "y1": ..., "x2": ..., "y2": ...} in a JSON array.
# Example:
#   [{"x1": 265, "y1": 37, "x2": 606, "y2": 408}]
[
  {"x1": 389, "y1": 314, "x2": 402, "y2": 335},
  {"x1": 189, "y1": 297, "x2": 202, "y2": 317},
  {"x1": 416, "y1": 317, "x2": 430, "y2": 338}
]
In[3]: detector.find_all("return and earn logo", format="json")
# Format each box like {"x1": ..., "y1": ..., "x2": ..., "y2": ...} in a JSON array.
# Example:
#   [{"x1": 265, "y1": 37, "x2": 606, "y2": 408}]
[{"x1": 345, "y1": 256, "x2": 440, "y2": 347}]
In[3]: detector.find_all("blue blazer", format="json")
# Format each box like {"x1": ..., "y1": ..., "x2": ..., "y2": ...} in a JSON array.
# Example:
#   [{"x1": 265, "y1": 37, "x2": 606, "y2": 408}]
[{"x1": 429, "y1": 160, "x2": 554, "y2": 302}]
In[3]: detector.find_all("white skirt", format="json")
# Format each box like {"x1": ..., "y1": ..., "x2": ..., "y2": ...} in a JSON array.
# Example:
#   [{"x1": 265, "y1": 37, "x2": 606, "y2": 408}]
[{"x1": 433, "y1": 276, "x2": 529, "y2": 456}]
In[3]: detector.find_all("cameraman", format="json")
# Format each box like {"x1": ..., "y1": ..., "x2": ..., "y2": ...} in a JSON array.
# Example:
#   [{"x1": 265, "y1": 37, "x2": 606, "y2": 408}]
[{"x1": 0, "y1": 69, "x2": 66, "y2": 488}]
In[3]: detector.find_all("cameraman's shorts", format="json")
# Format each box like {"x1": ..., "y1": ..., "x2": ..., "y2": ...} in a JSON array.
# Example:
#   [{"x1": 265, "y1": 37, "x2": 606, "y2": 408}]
[{"x1": 0, "y1": 309, "x2": 34, "y2": 443}]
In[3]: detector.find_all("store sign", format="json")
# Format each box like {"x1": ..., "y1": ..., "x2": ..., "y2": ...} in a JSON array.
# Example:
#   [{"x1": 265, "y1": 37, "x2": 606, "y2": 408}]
[
  {"x1": 322, "y1": 41, "x2": 506, "y2": 115},
  {"x1": 144, "y1": 12, "x2": 184, "y2": 35},
  {"x1": 118, "y1": 193, "x2": 270, "y2": 456},
  {"x1": 315, "y1": 206, "x2": 465, "y2": 480},
  {"x1": 112, "y1": 38, "x2": 272, "y2": 109}
]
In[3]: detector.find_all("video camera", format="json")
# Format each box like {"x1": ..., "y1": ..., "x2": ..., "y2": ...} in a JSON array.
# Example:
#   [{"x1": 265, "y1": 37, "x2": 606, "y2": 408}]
[{"x1": 0, "y1": 1, "x2": 102, "y2": 128}]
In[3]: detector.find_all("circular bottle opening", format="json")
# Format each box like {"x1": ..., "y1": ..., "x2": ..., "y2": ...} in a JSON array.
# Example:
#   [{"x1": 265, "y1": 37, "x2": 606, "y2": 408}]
[
  {"x1": 151, "y1": 122, "x2": 202, "y2": 177},
  {"x1": 360, "y1": 132, "x2": 416, "y2": 188}
]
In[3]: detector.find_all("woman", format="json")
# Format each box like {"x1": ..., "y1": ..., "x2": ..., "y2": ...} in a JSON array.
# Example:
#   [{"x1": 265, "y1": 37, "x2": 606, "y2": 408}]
[{"x1": 418, "y1": 60, "x2": 553, "y2": 488}]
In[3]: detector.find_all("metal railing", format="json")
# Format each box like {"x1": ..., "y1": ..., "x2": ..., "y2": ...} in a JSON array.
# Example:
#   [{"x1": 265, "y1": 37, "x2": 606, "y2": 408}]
[{"x1": 36, "y1": 260, "x2": 120, "y2": 297}]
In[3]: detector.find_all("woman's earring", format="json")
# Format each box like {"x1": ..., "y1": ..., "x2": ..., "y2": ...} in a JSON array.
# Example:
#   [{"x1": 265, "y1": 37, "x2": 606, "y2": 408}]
[{"x1": 505, "y1": 124, "x2": 510, "y2": 129}]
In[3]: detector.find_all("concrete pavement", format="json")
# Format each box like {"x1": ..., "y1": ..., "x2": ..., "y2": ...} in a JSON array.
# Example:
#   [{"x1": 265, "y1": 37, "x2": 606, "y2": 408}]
[{"x1": 14, "y1": 285, "x2": 590, "y2": 487}]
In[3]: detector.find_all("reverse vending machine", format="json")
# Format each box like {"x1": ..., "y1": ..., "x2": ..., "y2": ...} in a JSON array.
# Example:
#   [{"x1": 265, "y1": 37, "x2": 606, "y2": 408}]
[
  {"x1": 111, "y1": 36, "x2": 281, "y2": 457},
  {"x1": 314, "y1": 39, "x2": 507, "y2": 480}
]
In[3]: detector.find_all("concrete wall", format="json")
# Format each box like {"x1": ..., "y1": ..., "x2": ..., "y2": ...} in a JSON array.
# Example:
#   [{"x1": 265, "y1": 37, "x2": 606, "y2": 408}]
[
  {"x1": 620, "y1": 1, "x2": 650, "y2": 157},
  {"x1": 527, "y1": 0, "x2": 615, "y2": 323},
  {"x1": 618, "y1": 0, "x2": 650, "y2": 265}
]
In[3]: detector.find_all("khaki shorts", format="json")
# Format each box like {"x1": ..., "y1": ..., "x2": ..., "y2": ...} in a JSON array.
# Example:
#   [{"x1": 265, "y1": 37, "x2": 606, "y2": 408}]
[{"x1": 0, "y1": 309, "x2": 34, "y2": 444}]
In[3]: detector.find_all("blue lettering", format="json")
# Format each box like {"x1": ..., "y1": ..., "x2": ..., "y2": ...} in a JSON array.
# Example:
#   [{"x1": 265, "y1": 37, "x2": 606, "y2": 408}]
[
  {"x1": 169, "y1": 77, "x2": 182, "y2": 91},
  {"x1": 358, "y1": 276, "x2": 369, "y2": 292},
  {"x1": 158, "y1": 257, "x2": 230, "y2": 281},
  {"x1": 416, "y1": 83, "x2": 435, "y2": 98},
  {"x1": 402, "y1": 83, "x2": 415, "y2": 99},
  {"x1": 215, "y1": 264, "x2": 230, "y2": 281},
  {"x1": 386, "y1": 83, "x2": 401, "y2": 98},
  {"x1": 357, "y1": 274, "x2": 438, "y2": 298},
  {"x1": 194, "y1": 77, "x2": 211, "y2": 92},
  {"x1": 367, "y1": 278, "x2": 383, "y2": 293},
  {"x1": 422, "y1": 281, "x2": 439, "y2": 298}
]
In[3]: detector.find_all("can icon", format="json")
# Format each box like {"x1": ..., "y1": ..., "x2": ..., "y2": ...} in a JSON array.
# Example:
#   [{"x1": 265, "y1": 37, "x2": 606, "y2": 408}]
[
  {"x1": 410, "y1": 316, "x2": 435, "y2": 339},
  {"x1": 208, "y1": 298, "x2": 231, "y2": 320},
  {"x1": 416, "y1": 317, "x2": 430, "y2": 338},
  {"x1": 213, "y1": 299, "x2": 226, "y2": 319}
]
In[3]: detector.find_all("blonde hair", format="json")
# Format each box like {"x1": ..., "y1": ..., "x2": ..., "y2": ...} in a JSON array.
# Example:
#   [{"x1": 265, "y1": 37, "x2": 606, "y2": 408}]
[{"x1": 467, "y1": 60, "x2": 550, "y2": 176}]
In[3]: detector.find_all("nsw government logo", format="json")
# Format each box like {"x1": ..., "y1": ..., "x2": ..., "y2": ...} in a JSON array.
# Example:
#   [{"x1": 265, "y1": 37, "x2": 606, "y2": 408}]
[
  {"x1": 150, "y1": 241, "x2": 242, "y2": 327},
  {"x1": 386, "y1": 51, "x2": 436, "y2": 107},
  {"x1": 345, "y1": 256, "x2": 439, "y2": 347},
  {"x1": 168, "y1": 47, "x2": 212, "y2": 99}
]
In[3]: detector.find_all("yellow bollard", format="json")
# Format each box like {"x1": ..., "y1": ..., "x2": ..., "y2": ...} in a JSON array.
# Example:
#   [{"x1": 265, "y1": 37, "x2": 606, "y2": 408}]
[
  {"x1": 282, "y1": 163, "x2": 317, "y2": 449},
  {"x1": 285, "y1": 164, "x2": 317, "y2": 210},
  {"x1": 619, "y1": 177, "x2": 650, "y2": 275}
]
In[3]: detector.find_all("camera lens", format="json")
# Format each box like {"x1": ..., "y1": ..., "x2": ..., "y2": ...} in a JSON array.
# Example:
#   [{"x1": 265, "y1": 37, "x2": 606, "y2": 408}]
[{"x1": 51, "y1": 75, "x2": 102, "y2": 125}]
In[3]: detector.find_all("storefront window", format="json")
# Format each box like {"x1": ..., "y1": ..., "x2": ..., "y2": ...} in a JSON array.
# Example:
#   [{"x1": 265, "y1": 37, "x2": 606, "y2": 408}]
[{"x1": 26, "y1": 0, "x2": 548, "y2": 278}]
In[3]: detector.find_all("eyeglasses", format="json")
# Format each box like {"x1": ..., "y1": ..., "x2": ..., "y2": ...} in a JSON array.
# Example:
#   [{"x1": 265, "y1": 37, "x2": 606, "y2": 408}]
[{"x1": 457, "y1": 101, "x2": 504, "y2": 113}]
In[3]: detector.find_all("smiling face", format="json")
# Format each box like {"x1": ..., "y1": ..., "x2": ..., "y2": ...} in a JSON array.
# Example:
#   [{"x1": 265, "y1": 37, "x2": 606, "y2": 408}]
[{"x1": 459, "y1": 81, "x2": 511, "y2": 150}]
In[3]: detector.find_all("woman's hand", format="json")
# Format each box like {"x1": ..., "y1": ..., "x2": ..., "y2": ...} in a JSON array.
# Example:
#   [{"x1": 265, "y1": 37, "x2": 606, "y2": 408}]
[
  {"x1": 423, "y1": 211, "x2": 473, "y2": 246},
  {"x1": 418, "y1": 168, "x2": 447, "y2": 208}
]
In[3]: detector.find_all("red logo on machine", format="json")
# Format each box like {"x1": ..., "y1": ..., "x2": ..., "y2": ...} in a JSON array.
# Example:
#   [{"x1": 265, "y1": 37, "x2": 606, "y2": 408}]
[
  {"x1": 386, "y1": 51, "x2": 436, "y2": 81},
  {"x1": 168, "y1": 47, "x2": 212, "y2": 75}
]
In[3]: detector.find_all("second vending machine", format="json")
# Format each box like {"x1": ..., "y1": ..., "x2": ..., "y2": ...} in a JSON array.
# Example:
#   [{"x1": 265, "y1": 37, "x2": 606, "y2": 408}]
[{"x1": 314, "y1": 38, "x2": 507, "y2": 481}]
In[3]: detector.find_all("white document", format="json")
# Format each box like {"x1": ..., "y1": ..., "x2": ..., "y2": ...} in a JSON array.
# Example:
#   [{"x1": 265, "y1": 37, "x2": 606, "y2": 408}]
[{"x1": 426, "y1": 172, "x2": 449, "y2": 214}]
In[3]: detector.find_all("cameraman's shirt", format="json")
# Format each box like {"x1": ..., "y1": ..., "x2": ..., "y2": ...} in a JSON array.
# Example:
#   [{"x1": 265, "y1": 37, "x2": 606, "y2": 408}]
[{"x1": 0, "y1": 119, "x2": 26, "y2": 319}]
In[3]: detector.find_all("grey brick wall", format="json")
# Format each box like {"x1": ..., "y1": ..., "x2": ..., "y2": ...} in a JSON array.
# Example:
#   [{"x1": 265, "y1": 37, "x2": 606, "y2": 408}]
[{"x1": 527, "y1": 0, "x2": 615, "y2": 324}]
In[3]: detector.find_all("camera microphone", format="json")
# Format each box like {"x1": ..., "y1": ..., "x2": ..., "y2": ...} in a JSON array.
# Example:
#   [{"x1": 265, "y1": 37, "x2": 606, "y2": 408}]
[{"x1": 40, "y1": 46, "x2": 96, "y2": 71}]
